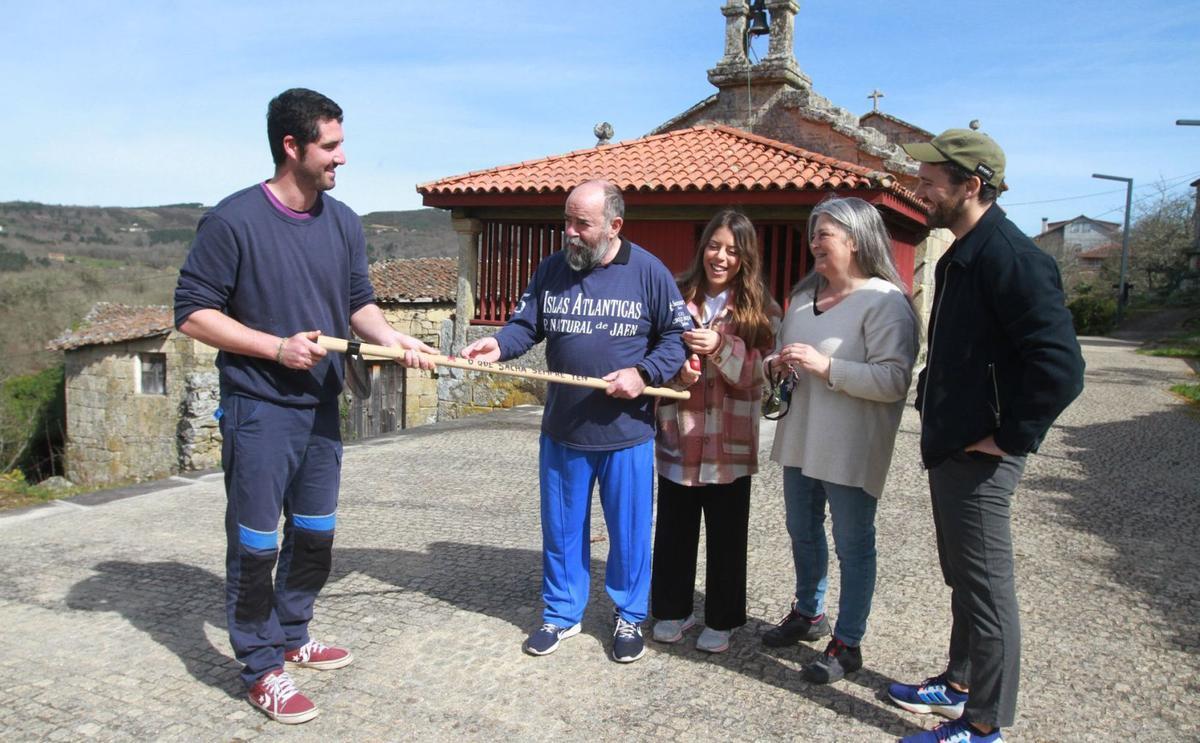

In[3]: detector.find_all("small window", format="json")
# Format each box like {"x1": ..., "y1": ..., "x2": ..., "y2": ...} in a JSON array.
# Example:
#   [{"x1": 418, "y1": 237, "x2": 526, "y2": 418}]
[{"x1": 137, "y1": 353, "x2": 166, "y2": 395}]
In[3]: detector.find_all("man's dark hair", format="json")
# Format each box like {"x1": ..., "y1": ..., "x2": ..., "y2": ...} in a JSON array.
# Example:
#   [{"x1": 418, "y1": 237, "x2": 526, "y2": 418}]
[
  {"x1": 267, "y1": 88, "x2": 343, "y2": 166},
  {"x1": 940, "y1": 161, "x2": 1000, "y2": 205}
]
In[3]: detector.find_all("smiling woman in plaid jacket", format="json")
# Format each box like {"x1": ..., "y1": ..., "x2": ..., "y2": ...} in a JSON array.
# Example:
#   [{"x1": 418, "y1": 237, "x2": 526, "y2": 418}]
[{"x1": 650, "y1": 209, "x2": 781, "y2": 654}]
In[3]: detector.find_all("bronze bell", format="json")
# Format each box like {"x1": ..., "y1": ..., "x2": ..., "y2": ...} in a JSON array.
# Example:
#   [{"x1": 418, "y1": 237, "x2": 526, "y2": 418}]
[{"x1": 747, "y1": 0, "x2": 771, "y2": 38}]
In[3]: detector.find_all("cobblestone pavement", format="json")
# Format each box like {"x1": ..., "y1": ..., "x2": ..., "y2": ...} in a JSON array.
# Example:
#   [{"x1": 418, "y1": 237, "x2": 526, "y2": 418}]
[{"x1": 1, "y1": 338, "x2": 1197, "y2": 742}]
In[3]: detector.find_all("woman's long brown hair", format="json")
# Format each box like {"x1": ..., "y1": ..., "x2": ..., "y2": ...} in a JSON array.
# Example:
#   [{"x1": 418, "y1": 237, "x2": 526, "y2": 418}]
[{"x1": 675, "y1": 209, "x2": 774, "y2": 350}]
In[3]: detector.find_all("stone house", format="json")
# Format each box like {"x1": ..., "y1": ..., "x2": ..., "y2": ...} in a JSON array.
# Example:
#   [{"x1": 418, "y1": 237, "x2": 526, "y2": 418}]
[
  {"x1": 49, "y1": 259, "x2": 457, "y2": 485},
  {"x1": 1033, "y1": 215, "x2": 1121, "y2": 265},
  {"x1": 1032, "y1": 215, "x2": 1122, "y2": 289},
  {"x1": 48, "y1": 303, "x2": 219, "y2": 488},
  {"x1": 345, "y1": 257, "x2": 457, "y2": 435}
]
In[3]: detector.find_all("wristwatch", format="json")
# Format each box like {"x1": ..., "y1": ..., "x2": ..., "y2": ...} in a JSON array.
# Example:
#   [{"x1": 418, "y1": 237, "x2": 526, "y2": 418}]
[{"x1": 635, "y1": 366, "x2": 652, "y2": 385}]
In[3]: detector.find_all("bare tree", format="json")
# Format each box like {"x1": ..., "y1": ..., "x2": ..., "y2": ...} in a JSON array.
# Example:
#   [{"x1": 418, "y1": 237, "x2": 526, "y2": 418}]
[{"x1": 1100, "y1": 181, "x2": 1195, "y2": 295}]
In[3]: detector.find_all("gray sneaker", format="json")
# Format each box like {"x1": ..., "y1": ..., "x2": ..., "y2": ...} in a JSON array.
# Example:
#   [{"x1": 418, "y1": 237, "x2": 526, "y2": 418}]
[
  {"x1": 696, "y1": 626, "x2": 732, "y2": 653},
  {"x1": 652, "y1": 614, "x2": 696, "y2": 644}
]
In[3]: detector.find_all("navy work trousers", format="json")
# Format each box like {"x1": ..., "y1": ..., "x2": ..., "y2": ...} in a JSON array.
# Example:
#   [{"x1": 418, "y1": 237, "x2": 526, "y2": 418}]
[{"x1": 220, "y1": 394, "x2": 342, "y2": 687}]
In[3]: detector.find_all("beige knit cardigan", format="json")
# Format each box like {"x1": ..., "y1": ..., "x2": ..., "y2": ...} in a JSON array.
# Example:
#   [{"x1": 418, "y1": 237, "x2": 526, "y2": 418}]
[{"x1": 768, "y1": 277, "x2": 919, "y2": 498}]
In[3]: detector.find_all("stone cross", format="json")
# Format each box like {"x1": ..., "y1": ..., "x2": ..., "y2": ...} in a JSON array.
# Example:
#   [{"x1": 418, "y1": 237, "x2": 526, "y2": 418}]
[{"x1": 868, "y1": 89, "x2": 884, "y2": 112}]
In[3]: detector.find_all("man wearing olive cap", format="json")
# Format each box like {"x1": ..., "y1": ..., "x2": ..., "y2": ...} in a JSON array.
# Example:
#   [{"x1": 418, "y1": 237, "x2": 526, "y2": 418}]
[{"x1": 886, "y1": 129, "x2": 1085, "y2": 743}]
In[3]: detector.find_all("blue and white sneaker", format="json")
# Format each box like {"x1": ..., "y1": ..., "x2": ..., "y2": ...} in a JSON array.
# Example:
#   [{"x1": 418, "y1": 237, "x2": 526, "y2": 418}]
[
  {"x1": 888, "y1": 673, "x2": 969, "y2": 719},
  {"x1": 524, "y1": 622, "x2": 581, "y2": 656},
  {"x1": 899, "y1": 718, "x2": 1004, "y2": 742},
  {"x1": 612, "y1": 612, "x2": 646, "y2": 663}
]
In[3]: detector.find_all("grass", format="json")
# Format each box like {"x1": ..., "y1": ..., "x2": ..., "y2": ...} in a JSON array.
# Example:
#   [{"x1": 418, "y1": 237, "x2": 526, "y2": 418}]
[
  {"x1": 0, "y1": 470, "x2": 80, "y2": 510},
  {"x1": 1137, "y1": 333, "x2": 1200, "y2": 359},
  {"x1": 1136, "y1": 317, "x2": 1200, "y2": 407},
  {"x1": 1171, "y1": 383, "x2": 1200, "y2": 405}
]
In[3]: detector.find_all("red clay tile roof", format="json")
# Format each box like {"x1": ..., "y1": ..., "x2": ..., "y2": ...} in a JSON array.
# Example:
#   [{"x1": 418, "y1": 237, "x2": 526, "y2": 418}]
[
  {"x1": 48, "y1": 303, "x2": 173, "y2": 351},
  {"x1": 370, "y1": 257, "x2": 457, "y2": 303},
  {"x1": 417, "y1": 124, "x2": 922, "y2": 208},
  {"x1": 1077, "y1": 242, "x2": 1123, "y2": 260}
]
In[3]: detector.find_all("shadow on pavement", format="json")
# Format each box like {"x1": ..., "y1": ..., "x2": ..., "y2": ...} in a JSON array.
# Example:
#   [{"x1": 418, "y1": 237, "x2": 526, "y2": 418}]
[
  {"x1": 330, "y1": 543, "x2": 543, "y2": 631},
  {"x1": 645, "y1": 608, "x2": 915, "y2": 738},
  {"x1": 1023, "y1": 405, "x2": 1200, "y2": 654},
  {"x1": 332, "y1": 543, "x2": 914, "y2": 738},
  {"x1": 64, "y1": 561, "x2": 243, "y2": 699}
]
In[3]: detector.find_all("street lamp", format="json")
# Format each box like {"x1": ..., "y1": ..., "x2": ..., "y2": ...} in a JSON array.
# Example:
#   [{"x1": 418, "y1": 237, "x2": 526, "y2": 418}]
[
  {"x1": 1177, "y1": 119, "x2": 1200, "y2": 126},
  {"x1": 1092, "y1": 173, "x2": 1133, "y2": 323}
]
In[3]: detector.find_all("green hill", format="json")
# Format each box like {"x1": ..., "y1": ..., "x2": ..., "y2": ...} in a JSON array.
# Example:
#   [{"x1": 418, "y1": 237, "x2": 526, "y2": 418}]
[{"x1": 0, "y1": 201, "x2": 456, "y2": 378}]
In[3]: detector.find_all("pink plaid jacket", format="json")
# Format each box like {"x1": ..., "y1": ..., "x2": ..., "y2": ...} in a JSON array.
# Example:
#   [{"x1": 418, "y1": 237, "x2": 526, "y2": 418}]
[{"x1": 655, "y1": 297, "x2": 780, "y2": 486}]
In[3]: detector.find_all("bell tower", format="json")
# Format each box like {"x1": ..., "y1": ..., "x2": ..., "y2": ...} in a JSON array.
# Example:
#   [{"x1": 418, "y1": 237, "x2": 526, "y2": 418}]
[{"x1": 708, "y1": 0, "x2": 809, "y2": 91}]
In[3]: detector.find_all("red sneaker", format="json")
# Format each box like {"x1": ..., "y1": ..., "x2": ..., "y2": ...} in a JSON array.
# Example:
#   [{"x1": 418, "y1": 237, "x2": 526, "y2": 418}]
[
  {"x1": 247, "y1": 669, "x2": 318, "y2": 724},
  {"x1": 284, "y1": 639, "x2": 354, "y2": 670}
]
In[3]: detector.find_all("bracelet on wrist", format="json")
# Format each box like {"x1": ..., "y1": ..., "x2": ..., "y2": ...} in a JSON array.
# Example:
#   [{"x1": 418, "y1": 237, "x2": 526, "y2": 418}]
[{"x1": 275, "y1": 337, "x2": 287, "y2": 365}]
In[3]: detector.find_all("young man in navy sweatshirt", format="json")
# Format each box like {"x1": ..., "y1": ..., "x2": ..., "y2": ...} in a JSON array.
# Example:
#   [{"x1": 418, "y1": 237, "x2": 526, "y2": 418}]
[
  {"x1": 175, "y1": 88, "x2": 435, "y2": 724},
  {"x1": 459, "y1": 180, "x2": 689, "y2": 664}
]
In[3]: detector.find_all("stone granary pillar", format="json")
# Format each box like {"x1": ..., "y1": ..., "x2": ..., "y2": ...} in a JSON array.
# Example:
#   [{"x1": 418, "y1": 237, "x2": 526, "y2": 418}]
[{"x1": 450, "y1": 215, "x2": 481, "y2": 351}]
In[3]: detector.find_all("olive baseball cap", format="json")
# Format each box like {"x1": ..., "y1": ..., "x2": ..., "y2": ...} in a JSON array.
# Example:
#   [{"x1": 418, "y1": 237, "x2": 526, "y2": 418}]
[{"x1": 902, "y1": 128, "x2": 1006, "y2": 188}]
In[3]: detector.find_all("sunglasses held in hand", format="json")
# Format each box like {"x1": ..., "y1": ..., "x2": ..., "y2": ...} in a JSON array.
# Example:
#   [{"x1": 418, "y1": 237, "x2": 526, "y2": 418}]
[{"x1": 762, "y1": 368, "x2": 798, "y2": 420}]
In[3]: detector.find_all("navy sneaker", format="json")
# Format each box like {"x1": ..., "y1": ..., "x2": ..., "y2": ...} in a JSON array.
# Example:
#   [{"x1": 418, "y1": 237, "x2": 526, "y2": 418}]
[
  {"x1": 898, "y1": 718, "x2": 1004, "y2": 742},
  {"x1": 803, "y1": 637, "x2": 862, "y2": 683},
  {"x1": 612, "y1": 612, "x2": 646, "y2": 663},
  {"x1": 524, "y1": 622, "x2": 581, "y2": 656},
  {"x1": 888, "y1": 673, "x2": 968, "y2": 719}
]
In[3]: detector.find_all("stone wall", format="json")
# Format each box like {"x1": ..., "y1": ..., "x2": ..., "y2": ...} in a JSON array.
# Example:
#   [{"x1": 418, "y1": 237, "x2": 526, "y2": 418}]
[
  {"x1": 380, "y1": 303, "x2": 454, "y2": 427},
  {"x1": 436, "y1": 323, "x2": 546, "y2": 421},
  {"x1": 912, "y1": 229, "x2": 954, "y2": 357},
  {"x1": 64, "y1": 333, "x2": 216, "y2": 487},
  {"x1": 178, "y1": 369, "x2": 220, "y2": 472}
]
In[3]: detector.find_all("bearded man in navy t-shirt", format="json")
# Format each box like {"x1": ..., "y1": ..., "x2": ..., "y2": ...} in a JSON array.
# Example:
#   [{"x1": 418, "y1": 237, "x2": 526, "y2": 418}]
[
  {"x1": 174, "y1": 88, "x2": 435, "y2": 725},
  {"x1": 460, "y1": 179, "x2": 690, "y2": 664}
]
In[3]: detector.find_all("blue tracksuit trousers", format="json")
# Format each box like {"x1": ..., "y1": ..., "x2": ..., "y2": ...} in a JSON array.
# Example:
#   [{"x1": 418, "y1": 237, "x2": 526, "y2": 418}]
[
  {"x1": 219, "y1": 394, "x2": 342, "y2": 687},
  {"x1": 539, "y1": 435, "x2": 654, "y2": 626}
]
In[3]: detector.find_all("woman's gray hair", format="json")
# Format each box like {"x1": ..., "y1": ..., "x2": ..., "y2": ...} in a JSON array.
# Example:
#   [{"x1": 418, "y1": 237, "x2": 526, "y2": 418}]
[{"x1": 794, "y1": 196, "x2": 909, "y2": 297}]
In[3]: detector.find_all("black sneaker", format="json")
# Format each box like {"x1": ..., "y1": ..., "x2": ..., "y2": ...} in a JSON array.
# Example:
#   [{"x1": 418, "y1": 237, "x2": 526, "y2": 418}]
[
  {"x1": 803, "y1": 637, "x2": 862, "y2": 683},
  {"x1": 762, "y1": 603, "x2": 831, "y2": 647},
  {"x1": 612, "y1": 611, "x2": 646, "y2": 663}
]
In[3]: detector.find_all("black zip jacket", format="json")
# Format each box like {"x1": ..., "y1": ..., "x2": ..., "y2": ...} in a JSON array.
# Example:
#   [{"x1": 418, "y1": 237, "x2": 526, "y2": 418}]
[{"x1": 915, "y1": 204, "x2": 1085, "y2": 468}]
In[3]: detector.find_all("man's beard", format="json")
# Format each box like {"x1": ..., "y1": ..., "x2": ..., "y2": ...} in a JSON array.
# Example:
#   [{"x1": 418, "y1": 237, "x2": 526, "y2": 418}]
[
  {"x1": 564, "y1": 233, "x2": 609, "y2": 271},
  {"x1": 299, "y1": 152, "x2": 335, "y2": 193},
  {"x1": 925, "y1": 191, "x2": 968, "y2": 230}
]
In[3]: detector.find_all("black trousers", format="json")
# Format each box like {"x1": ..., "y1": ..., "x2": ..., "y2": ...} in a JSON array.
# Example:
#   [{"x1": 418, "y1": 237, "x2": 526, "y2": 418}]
[
  {"x1": 650, "y1": 475, "x2": 751, "y2": 631},
  {"x1": 929, "y1": 451, "x2": 1027, "y2": 728}
]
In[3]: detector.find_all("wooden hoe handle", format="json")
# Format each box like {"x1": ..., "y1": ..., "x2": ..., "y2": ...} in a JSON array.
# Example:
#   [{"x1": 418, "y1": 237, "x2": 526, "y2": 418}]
[{"x1": 317, "y1": 335, "x2": 690, "y2": 401}]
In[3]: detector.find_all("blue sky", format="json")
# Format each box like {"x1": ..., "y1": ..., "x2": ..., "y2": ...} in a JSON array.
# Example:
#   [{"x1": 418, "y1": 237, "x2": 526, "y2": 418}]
[{"x1": 4, "y1": 1, "x2": 1198, "y2": 235}]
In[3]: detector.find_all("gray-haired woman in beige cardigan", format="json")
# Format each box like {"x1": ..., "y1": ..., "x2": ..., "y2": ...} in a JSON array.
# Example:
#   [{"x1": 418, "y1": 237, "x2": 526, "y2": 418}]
[{"x1": 761, "y1": 196, "x2": 919, "y2": 685}]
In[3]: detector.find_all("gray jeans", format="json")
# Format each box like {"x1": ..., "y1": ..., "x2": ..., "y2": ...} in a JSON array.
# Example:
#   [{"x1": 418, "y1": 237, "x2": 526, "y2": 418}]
[{"x1": 929, "y1": 450, "x2": 1027, "y2": 728}]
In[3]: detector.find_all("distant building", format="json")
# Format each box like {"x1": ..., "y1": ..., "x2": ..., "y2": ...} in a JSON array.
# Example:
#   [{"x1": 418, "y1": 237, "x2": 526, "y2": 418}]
[
  {"x1": 48, "y1": 259, "x2": 458, "y2": 486},
  {"x1": 48, "y1": 303, "x2": 218, "y2": 488},
  {"x1": 1075, "y1": 242, "x2": 1122, "y2": 273},
  {"x1": 1033, "y1": 215, "x2": 1122, "y2": 265}
]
